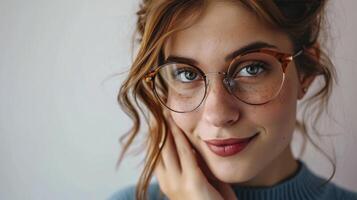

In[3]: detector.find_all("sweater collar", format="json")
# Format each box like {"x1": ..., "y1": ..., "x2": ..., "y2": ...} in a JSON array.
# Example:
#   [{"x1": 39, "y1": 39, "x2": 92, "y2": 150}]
[{"x1": 232, "y1": 160, "x2": 327, "y2": 200}]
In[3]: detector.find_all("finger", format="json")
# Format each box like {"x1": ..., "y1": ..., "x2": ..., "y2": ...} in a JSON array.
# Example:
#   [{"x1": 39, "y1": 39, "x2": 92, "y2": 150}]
[
  {"x1": 194, "y1": 148, "x2": 217, "y2": 181},
  {"x1": 154, "y1": 157, "x2": 172, "y2": 194},
  {"x1": 160, "y1": 128, "x2": 181, "y2": 173},
  {"x1": 166, "y1": 113, "x2": 201, "y2": 176},
  {"x1": 149, "y1": 114, "x2": 166, "y2": 178},
  {"x1": 154, "y1": 154, "x2": 165, "y2": 181}
]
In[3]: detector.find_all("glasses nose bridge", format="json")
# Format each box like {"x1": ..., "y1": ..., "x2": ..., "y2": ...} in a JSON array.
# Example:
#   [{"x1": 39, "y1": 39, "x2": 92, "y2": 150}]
[
  {"x1": 205, "y1": 71, "x2": 228, "y2": 80},
  {"x1": 204, "y1": 71, "x2": 233, "y2": 95}
]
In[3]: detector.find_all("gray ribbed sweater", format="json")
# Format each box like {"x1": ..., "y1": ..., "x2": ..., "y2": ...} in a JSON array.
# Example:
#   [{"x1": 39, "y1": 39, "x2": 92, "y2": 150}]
[{"x1": 109, "y1": 160, "x2": 357, "y2": 200}]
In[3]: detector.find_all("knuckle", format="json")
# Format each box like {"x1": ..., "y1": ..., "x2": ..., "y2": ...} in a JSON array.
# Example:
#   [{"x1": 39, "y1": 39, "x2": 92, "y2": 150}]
[
  {"x1": 184, "y1": 177, "x2": 201, "y2": 191},
  {"x1": 160, "y1": 182, "x2": 181, "y2": 195},
  {"x1": 177, "y1": 147, "x2": 188, "y2": 156}
]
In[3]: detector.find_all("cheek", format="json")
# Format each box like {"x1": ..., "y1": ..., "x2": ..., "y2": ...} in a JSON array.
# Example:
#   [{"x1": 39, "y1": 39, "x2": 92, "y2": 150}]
[
  {"x1": 276, "y1": 67, "x2": 299, "y2": 126},
  {"x1": 252, "y1": 71, "x2": 298, "y2": 139},
  {"x1": 170, "y1": 111, "x2": 199, "y2": 137}
]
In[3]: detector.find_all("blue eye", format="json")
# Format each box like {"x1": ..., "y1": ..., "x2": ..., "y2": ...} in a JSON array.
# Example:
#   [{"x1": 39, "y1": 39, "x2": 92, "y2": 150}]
[
  {"x1": 236, "y1": 62, "x2": 266, "y2": 77},
  {"x1": 174, "y1": 68, "x2": 200, "y2": 83}
]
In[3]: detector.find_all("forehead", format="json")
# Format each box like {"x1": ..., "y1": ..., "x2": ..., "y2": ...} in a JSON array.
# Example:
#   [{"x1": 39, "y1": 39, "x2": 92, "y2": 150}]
[{"x1": 163, "y1": 1, "x2": 293, "y2": 69}]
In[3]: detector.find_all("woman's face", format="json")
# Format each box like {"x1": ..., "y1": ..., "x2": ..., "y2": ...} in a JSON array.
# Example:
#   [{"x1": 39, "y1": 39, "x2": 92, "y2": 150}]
[{"x1": 163, "y1": 1, "x2": 304, "y2": 185}]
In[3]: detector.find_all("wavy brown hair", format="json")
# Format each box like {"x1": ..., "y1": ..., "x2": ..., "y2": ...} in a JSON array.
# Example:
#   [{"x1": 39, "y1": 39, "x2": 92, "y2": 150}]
[{"x1": 116, "y1": 0, "x2": 336, "y2": 199}]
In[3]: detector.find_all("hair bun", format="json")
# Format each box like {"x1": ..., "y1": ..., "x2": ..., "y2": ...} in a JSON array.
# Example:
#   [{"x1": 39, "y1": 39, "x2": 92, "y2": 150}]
[{"x1": 274, "y1": 0, "x2": 322, "y2": 20}]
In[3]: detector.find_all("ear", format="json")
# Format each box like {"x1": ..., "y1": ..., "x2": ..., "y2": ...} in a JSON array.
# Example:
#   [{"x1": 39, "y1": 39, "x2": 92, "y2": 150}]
[
  {"x1": 297, "y1": 43, "x2": 320, "y2": 100},
  {"x1": 297, "y1": 74, "x2": 316, "y2": 99}
]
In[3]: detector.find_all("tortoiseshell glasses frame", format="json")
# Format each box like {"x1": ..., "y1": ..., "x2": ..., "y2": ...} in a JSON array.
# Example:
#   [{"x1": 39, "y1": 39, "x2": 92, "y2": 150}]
[{"x1": 144, "y1": 48, "x2": 303, "y2": 113}]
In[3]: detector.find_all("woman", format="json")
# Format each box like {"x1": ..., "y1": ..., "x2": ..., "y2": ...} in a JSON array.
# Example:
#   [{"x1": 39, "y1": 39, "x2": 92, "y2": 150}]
[{"x1": 110, "y1": 0, "x2": 357, "y2": 199}]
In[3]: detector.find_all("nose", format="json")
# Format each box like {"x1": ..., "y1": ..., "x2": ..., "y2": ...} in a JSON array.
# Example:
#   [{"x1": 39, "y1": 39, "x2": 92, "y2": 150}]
[{"x1": 202, "y1": 76, "x2": 240, "y2": 127}]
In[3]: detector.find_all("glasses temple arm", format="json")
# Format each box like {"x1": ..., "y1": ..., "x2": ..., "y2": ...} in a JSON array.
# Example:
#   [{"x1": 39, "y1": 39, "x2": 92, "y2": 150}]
[{"x1": 292, "y1": 49, "x2": 304, "y2": 58}]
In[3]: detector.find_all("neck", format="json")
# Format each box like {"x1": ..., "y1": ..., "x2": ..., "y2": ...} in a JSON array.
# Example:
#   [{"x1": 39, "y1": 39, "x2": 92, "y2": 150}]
[{"x1": 235, "y1": 145, "x2": 299, "y2": 187}]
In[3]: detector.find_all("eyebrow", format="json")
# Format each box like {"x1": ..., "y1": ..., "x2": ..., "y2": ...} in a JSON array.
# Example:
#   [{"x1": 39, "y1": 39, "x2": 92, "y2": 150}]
[{"x1": 164, "y1": 41, "x2": 277, "y2": 66}]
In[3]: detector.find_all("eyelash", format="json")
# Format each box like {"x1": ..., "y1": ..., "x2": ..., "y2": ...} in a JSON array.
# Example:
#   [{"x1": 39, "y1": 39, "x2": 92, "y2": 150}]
[
  {"x1": 173, "y1": 68, "x2": 201, "y2": 82},
  {"x1": 234, "y1": 61, "x2": 267, "y2": 77}
]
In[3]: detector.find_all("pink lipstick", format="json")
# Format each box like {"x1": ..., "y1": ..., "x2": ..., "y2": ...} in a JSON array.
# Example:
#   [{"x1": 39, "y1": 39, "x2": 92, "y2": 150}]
[{"x1": 204, "y1": 133, "x2": 258, "y2": 157}]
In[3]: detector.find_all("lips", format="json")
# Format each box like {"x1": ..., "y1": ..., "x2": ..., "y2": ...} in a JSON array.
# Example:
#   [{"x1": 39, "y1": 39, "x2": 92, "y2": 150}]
[{"x1": 204, "y1": 133, "x2": 258, "y2": 157}]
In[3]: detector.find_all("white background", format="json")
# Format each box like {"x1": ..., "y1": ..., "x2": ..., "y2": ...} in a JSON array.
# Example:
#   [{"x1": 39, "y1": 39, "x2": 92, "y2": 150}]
[{"x1": 1, "y1": 0, "x2": 357, "y2": 199}]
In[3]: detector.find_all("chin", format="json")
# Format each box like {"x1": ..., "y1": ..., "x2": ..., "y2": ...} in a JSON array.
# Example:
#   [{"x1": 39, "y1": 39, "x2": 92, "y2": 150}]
[{"x1": 208, "y1": 160, "x2": 258, "y2": 184}]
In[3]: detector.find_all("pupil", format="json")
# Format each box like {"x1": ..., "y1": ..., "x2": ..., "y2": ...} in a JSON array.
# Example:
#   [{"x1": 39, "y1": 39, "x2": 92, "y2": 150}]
[
  {"x1": 247, "y1": 65, "x2": 259, "y2": 74},
  {"x1": 248, "y1": 66, "x2": 257, "y2": 74},
  {"x1": 185, "y1": 71, "x2": 196, "y2": 80}
]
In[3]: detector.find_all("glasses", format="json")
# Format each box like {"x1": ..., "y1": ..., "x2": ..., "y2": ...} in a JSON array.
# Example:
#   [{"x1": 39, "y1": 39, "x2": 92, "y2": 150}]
[{"x1": 144, "y1": 48, "x2": 303, "y2": 113}]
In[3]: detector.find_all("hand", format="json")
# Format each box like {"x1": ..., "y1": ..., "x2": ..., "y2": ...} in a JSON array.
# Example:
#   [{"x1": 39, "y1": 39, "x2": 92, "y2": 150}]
[{"x1": 154, "y1": 111, "x2": 238, "y2": 200}]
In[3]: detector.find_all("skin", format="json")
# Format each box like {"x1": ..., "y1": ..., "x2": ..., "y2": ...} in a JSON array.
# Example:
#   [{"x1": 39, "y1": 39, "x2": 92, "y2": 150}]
[{"x1": 154, "y1": 1, "x2": 315, "y2": 199}]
